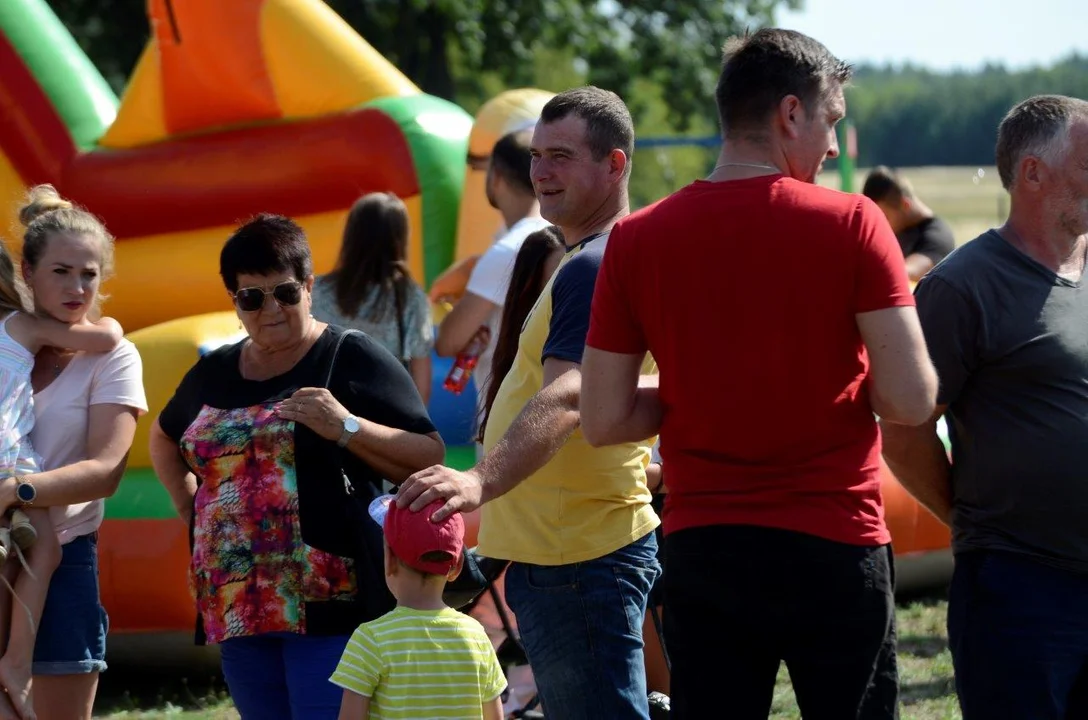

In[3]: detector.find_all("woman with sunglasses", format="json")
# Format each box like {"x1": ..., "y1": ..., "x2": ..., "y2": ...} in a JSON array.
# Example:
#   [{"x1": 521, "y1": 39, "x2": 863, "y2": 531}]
[
  {"x1": 148, "y1": 214, "x2": 445, "y2": 720},
  {"x1": 310, "y1": 192, "x2": 433, "y2": 404}
]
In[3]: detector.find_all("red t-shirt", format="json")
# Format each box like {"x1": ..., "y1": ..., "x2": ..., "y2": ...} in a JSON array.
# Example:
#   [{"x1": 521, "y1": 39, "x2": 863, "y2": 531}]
[{"x1": 586, "y1": 176, "x2": 913, "y2": 546}]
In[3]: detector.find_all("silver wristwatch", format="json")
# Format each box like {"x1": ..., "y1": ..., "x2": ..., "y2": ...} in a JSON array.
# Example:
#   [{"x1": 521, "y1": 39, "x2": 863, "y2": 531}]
[{"x1": 338, "y1": 415, "x2": 361, "y2": 448}]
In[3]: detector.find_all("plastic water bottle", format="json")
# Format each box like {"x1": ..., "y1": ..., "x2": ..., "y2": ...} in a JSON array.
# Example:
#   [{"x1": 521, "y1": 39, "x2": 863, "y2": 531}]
[
  {"x1": 648, "y1": 691, "x2": 670, "y2": 719},
  {"x1": 443, "y1": 327, "x2": 488, "y2": 395}
]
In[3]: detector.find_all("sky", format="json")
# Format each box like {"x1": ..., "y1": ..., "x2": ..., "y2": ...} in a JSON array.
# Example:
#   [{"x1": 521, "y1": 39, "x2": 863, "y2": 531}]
[{"x1": 776, "y1": 0, "x2": 1087, "y2": 72}]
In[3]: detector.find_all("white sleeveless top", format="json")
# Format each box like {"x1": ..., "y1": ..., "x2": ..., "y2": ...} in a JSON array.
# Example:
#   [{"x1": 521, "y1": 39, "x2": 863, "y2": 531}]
[{"x1": 0, "y1": 312, "x2": 41, "y2": 476}]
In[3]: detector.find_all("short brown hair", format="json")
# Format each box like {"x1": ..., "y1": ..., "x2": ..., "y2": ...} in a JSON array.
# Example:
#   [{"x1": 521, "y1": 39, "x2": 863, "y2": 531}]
[
  {"x1": 862, "y1": 165, "x2": 915, "y2": 204},
  {"x1": 995, "y1": 95, "x2": 1088, "y2": 190},
  {"x1": 490, "y1": 130, "x2": 535, "y2": 196},
  {"x1": 715, "y1": 28, "x2": 852, "y2": 139},
  {"x1": 540, "y1": 86, "x2": 634, "y2": 162}
]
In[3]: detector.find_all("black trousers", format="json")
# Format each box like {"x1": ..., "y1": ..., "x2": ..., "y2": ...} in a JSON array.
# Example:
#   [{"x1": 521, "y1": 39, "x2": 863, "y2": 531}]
[{"x1": 663, "y1": 524, "x2": 898, "y2": 719}]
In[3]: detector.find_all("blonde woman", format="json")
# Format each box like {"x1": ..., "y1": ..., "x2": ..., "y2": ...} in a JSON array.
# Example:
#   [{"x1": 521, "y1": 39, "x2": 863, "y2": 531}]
[{"x1": 0, "y1": 185, "x2": 147, "y2": 720}]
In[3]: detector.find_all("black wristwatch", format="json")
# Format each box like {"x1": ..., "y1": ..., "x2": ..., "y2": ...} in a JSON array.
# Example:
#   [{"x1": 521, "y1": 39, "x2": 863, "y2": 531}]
[{"x1": 15, "y1": 480, "x2": 36, "y2": 506}]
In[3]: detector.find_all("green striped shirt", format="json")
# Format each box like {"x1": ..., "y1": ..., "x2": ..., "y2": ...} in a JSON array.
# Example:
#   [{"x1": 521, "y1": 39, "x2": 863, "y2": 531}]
[{"x1": 330, "y1": 606, "x2": 506, "y2": 719}]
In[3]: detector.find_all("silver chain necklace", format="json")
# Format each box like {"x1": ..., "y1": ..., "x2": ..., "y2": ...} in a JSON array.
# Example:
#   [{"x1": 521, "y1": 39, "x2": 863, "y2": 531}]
[{"x1": 712, "y1": 162, "x2": 781, "y2": 173}]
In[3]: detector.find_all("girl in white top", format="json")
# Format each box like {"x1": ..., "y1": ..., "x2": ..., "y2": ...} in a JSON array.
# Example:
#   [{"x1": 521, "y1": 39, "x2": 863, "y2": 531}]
[{"x1": 0, "y1": 240, "x2": 123, "y2": 720}]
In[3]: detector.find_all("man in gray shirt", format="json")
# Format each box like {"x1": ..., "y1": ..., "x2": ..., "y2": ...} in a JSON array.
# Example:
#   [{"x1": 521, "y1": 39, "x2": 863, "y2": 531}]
[{"x1": 882, "y1": 94, "x2": 1088, "y2": 719}]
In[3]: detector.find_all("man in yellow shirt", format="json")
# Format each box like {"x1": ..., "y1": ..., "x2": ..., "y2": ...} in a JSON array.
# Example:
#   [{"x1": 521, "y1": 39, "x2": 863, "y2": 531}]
[{"x1": 396, "y1": 86, "x2": 661, "y2": 719}]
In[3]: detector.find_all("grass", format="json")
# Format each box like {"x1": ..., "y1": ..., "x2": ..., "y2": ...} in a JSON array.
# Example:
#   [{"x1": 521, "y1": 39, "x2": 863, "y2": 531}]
[
  {"x1": 768, "y1": 592, "x2": 960, "y2": 719},
  {"x1": 92, "y1": 593, "x2": 960, "y2": 719},
  {"x1": 95, "y1": 669, "x2": 237, "y2": 719},
  {"x1": 93, "y1": 165, "x2": 989, "y2": 718},
  {"x1": 820, "y1": 164, "x2": 1008, "y2": 249}
]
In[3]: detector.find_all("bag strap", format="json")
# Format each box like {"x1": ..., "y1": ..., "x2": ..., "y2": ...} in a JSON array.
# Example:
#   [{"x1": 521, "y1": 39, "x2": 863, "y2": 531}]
[
  {"x1": 393, "y1": 280, "x2": 408, "y2": 367},
  {"x1": 323, "y1": 329, "x2": 397, "y2": 619},
  {"x1": 323, "y1": 328, "x2": 358, "y2": 390}
]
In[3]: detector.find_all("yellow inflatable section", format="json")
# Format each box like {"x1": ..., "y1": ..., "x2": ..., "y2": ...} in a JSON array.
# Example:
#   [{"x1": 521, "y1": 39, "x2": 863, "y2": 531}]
[
  {"x1": 0, "y1": 0, "x2": 468, "y2": 333},
  {"x1": 101, "y1": 0, "x2": 418, "y2": 149},
  {"x1": 453, "y1": 89, "x2": 556, "y2": 261}
]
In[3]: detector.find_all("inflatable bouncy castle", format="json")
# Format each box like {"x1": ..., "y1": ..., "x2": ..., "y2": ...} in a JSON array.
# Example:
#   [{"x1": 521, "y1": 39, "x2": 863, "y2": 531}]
[
  {"x1": 0, "y1": 0, "x2": 951, "y2": 646},
  {"x1": 0, "y1": 0, "x2": 493, "y2": 637}
]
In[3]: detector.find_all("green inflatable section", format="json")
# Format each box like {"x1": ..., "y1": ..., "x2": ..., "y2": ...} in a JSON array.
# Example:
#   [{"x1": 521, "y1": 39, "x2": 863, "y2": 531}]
[
  {"x1": 0, "y1": 0, "x2": 118, "y2": 149},
  {"x1": 365, "y1": 94, "x2": 473, "y2": 287},
  {"x1": 104, "y1": 447, "x2": 481, "y2": 520}
]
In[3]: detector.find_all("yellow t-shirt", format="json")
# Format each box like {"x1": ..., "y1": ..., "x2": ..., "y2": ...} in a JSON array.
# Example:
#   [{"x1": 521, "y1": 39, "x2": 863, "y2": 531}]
[{"x1": 478, "y1": 234, "x2": 660, "y2": 565}]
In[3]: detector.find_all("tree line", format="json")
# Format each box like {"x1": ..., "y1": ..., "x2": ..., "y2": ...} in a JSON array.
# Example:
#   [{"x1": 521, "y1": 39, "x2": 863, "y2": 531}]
[{"x1": 846, "y1": 55, "x2": 1088, "y2": 169}]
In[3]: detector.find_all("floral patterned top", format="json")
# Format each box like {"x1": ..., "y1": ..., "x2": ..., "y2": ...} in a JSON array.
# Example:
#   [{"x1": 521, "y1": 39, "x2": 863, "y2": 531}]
[{"x1": 158, "y1": 327, "x2": 435, "y2": 644}]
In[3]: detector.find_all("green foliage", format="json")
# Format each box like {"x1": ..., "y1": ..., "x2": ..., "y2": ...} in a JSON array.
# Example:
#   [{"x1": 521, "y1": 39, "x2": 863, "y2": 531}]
[
  {"x1": 846, "y1": 55, "x2": 1088, "y2": 168},
  {"x1": 329, "y1": 0, "x2": 797, "y2": 129},
  {"x1": 46, "y1": 0, "x2": 146, "y2": 93},
  {"x1": 626, "y1": 78, "x2": 719, "y2": 210}
]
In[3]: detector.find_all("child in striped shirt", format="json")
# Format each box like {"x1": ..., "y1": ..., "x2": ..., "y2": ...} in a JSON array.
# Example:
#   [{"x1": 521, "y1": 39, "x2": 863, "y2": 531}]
[{"x1": 331, "y1": 494, "x2": 506, "y2": 719}]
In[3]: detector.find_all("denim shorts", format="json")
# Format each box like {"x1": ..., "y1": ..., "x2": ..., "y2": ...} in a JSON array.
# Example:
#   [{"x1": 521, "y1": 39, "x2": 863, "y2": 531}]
[{"x1": 33, "y1": 533, "x2": 109, "y2": 675}]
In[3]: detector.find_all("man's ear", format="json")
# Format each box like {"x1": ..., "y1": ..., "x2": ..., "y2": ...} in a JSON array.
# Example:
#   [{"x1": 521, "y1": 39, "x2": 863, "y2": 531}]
[
  {"x1": 778, "y1": 95, "x2": 804, "y2": 140},
  {"x1": 1019, "y1": 154, "x2": 1046, "y2": 190},
  {"x1": 608, "y1": 148, "x2": 629, "y2": 180}
]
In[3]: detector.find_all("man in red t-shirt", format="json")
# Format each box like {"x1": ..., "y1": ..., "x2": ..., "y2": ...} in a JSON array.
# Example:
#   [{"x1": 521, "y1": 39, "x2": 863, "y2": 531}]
[{"x1": 581, "y1": 28, "x2": 938, "y2": 719}]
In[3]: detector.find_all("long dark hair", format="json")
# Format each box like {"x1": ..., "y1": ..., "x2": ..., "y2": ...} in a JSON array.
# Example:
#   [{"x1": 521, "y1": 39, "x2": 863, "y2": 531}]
[
  {"x1": 330, "y1": 192, "x2": 415, "y2": 321},
  {"x1": 477, "y1": 225, "x2": 565, "y2": 441}
]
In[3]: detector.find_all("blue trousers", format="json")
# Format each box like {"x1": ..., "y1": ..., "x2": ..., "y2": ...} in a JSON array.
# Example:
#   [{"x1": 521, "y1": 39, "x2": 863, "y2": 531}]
[{"x1": 219, "y1": 631, "x2": 352, "y2": 720}]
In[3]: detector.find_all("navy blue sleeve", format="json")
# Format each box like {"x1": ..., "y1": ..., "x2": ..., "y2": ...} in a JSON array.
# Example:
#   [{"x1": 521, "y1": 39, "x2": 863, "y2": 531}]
[{"x1": 541, "y1": 248, "x2": 603, "y2": 364}]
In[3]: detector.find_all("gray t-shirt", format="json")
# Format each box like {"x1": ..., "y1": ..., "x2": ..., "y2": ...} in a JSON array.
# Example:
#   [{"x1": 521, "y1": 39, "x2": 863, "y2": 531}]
[
  {"x1": 915, "y1": 230, "x2": 1088, "y2": 572},
  {"x1": 310, "y1": 275, "x2": 433, "y2": 364}
]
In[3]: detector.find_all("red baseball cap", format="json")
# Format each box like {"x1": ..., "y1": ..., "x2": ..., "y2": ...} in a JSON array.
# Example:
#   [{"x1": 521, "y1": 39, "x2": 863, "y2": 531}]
[{"x1": 369, "y1": 494, "x2": 464, "y2": 576}]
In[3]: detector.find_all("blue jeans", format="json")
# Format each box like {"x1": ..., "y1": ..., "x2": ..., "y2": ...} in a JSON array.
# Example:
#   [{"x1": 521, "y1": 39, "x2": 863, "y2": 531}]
[
  {"x1": 219, "y1": 632, "x2": 352, "y2": 720},
  {"x1": 504, "y1": 532, "x2": 661, "y2": 720},
  {"x1": 949, "y1": 550, "x2": 1088, "y2": 719}
]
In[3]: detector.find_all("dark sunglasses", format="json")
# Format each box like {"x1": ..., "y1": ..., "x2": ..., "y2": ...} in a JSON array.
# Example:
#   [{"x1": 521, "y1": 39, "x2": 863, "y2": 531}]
[{"x1": 232, "y1": 281, "x2": 304, "y2": 312}]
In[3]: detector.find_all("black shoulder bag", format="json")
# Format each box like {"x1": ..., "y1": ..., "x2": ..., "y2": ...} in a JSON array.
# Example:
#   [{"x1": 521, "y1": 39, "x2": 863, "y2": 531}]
[
  {"x1": 326, "y1": 329, "x2": 507, "y2": 613},
  {"x1": 324, "y1": 329, "x2": 397, "y2": 621}
]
